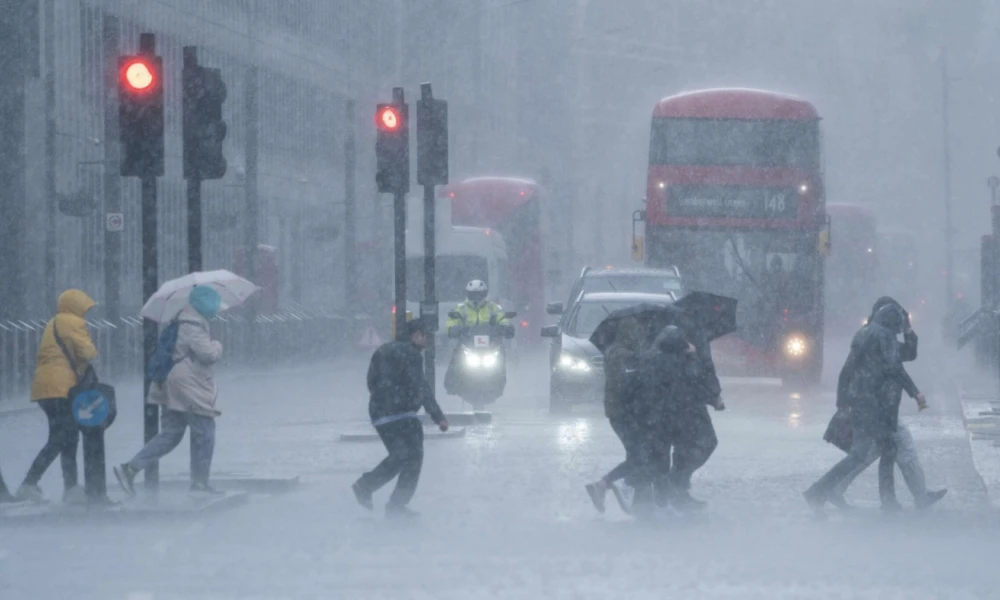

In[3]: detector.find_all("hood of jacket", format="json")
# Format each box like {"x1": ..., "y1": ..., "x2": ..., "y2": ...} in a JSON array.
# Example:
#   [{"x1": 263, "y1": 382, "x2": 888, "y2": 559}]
[
  {"x1": 868, "y1": 296, "x2": 903, "y2": 324},
  {"x1": 872, "y1": 303, "x2": 905, "y2": 334},
  {"x1": 57, "y1": 289, "x2": 95, "y2": 318}
]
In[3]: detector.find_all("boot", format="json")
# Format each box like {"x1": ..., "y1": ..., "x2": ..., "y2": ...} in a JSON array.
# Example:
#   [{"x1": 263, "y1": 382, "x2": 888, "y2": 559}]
[
  {"x1": 671, "y1": 488, "x2": 707, "y2": 512},
  {"x1": 915, "y1": 489, "x2": 947, "y2": 510}
]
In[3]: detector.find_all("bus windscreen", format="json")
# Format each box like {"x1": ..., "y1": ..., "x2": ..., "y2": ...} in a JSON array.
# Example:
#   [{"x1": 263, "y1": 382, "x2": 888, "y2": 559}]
[{"x1": 650, "y1": 118, "x2": 819, "y2": 168}]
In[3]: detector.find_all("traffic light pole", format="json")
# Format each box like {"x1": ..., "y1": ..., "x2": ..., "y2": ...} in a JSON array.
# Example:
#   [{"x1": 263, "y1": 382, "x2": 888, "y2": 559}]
[
  {"x1": 184, "y1": 47, "x2": 203, "y2": 273},
  {"x1": 137, "y1": 32, "x2": 160, "y2": 491},
  {"x1": 141, "y1": 173, "x2": 159, "y2": 491},
  {"x1": 394, "y1": 191, "x2": 407, "y2": 340},
  {"x1": 102, "y1": 14, "x2": 122, "y2": 378},
  {"x1": 423, "y1": 181, "x2": 436, "y2": 384}
]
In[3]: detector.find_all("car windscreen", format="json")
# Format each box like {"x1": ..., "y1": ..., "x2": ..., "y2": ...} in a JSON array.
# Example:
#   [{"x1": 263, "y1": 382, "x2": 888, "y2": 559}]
[
  {"x1": 567, "y1": 300, "x2": 663, "y2": 338},
  {"x1": 583, "y1": 275, "x2": 682, "y2": 296}
]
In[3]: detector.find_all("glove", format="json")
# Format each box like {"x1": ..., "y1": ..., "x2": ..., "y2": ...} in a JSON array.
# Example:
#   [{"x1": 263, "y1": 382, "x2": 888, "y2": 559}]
[{"x1": 438, "y1": 419, "x2": 450, "y2": 432}]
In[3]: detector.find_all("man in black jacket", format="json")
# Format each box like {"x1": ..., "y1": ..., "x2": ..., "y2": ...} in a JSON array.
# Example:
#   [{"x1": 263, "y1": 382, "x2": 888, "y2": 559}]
[
  {"x1": 352, "y1": 319, "x2": 449, "y2": 518},
  {"x1": 805, "y1": 303, "x2": 924, "y2": 511},
  {"x1": 827, "y1": 297, "x2": 945, "y2": 509}
]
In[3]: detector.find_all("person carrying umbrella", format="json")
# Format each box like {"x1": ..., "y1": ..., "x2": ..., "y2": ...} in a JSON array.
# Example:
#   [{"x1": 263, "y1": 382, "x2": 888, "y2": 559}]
[
  {"x1": 114, "y1": 286, "x2": 225, "y2": 496},
  {"x1": 585, "y1": 316, "x2": 646, "y2": 513},
  {"x1": 352, "y1": 318, "x2": 449, "y2": 519}
]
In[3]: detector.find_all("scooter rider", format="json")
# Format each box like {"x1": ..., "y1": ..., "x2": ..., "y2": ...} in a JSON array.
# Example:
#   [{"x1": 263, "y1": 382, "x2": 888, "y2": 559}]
[
  {"x1": 444, "y1": 280, "x2": 513, "y2": 396},
  {"x1": 446, "y1": 280, "x2": 511, "y2": 335}
]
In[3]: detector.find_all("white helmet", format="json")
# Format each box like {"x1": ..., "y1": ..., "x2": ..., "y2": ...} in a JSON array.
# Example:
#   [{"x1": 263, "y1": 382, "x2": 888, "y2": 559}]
[{"x1": 466, "y1": 279, "x2": 488, "y2": 304}]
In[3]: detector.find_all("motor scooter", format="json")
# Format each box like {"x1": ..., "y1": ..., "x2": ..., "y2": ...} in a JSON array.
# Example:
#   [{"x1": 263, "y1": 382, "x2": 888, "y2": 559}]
[{"x1": 444, "y1": 310, "x2": 516, "y2": 409}]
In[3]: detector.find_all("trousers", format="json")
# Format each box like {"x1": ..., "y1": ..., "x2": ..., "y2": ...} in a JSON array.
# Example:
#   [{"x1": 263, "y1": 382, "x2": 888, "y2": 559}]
[
  {"x1": 832, "y1": 424, "x2": 926, "y2": 499},
  {"x1": 357, "y1": 417, "x2": 425, "y2": 508},
  {"x1": 129, "y1": 409, "x2": 216, "y2": 484},
  {"x1": 808, "y1": 425, "x2": 898, "y2": 505},
  {"x1": 23, "y1": 398, "x2": 79, "y2": 490}
]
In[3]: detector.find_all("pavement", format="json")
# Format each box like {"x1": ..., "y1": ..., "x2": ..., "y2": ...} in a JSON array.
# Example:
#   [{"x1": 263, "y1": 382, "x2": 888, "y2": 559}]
[{"x1": 1, "y1": 344, "x2": 1000, "y2": 598}]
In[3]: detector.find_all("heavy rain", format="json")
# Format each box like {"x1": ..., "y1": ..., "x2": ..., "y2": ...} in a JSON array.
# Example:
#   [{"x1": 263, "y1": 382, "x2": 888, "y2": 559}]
[{"x1": 1, "y1": 1, "x2": 1000, "y2": 598}]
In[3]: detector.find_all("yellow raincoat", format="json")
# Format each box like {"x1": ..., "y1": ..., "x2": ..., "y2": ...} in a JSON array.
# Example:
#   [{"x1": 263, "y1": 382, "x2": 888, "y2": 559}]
[
  {"x1": 30, "y1": 290, "x2": 97, "y2": 401},
  {"x1": 446, "y1": 301, "x2": 508, "y2": 333}
]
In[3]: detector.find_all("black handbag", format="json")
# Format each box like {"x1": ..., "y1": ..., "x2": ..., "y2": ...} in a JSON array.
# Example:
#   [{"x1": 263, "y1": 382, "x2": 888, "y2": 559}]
[
  {"x1": 52, "y1": 320, "x2": 117, "y2": 430},
  {"x1": 823, "y1": 408, "x2": 853, "y2": 453}
]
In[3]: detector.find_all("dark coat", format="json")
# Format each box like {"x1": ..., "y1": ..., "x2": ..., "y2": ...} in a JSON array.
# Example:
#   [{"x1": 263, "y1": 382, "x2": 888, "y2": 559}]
[
  {"x1": 838, "y1": 304, "x2": 920, "y2": 435},
  {"x1": 836, "y1": 298, "x2": 918, "y2": 410},
  {"x1": 636, "y1": 326, "x2": 705, "y2": 425},
  {"x1": 603, "y1": 318, "x2": 643, "y2": 420},
  {"x1": 367, "y1": 341, "x2": 445, "y2": 424}
]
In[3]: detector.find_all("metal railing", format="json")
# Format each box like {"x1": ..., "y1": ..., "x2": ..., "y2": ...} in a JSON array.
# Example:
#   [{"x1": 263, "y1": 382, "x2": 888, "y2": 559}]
[{"x1": 0, "y1": 310, "x2": 356, "y2": 406}]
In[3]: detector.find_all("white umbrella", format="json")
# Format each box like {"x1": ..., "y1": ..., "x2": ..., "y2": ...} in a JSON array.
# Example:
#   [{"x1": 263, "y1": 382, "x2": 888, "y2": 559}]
[{"x1": 140, "y1": 270, "x2": 260, "y2": 323}]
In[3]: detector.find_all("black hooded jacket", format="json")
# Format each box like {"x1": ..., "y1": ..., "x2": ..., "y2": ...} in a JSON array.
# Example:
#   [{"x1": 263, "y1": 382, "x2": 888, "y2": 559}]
[
  {"x1": 367, "y1": 340, "x2": 445, "y2": 424},
  {"x1": 838, "y1": 304, "x2": 920, "y2": 434},
  {"x1": 636, "y1": 326, "x2": 705, "y2": 424},
  {"x1": 836, "y1": 296, "x2": 918, "y2": 409}
]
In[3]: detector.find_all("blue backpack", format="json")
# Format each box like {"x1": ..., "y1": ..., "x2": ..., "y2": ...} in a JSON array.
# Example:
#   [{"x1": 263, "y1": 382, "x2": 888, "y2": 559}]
[{"x1": 147, "y1": 320, "x2": 182, "y2": 384}]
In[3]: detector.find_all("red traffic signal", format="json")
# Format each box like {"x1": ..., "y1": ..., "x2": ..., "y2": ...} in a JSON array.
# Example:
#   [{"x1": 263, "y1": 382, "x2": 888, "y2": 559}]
[
  {"x1": 376, "y1": 106, "x2": 402, "y2": 132},
  {"x1": 120, "y1": 58, "x2": 157, "y2": 92}
]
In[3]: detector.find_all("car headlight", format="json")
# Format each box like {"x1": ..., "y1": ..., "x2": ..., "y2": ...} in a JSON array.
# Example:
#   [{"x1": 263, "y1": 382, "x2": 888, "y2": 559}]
[
  {"x1": 558, "y1": 353, "x2": 591, "y2": 372},
  {"x1": 784, "y1": 335, "x2": 808, "y2": 358}
]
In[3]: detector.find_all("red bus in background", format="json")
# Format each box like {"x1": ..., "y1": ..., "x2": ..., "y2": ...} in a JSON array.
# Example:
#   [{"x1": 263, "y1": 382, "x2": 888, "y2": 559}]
[
  {"x1": 642, "y1": 88, "x2": 827, "y2": 384},
  {"x1": 442, "y1": 177, "x2": 545, "y2": 343},
  {"x1": 825, "y1": 203, "x2": 879, "y2": 331}
]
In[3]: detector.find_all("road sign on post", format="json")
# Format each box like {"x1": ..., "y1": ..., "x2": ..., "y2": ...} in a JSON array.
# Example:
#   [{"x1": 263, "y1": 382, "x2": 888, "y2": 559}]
[{"x1": 105, "y1": 212, "x2": 124, "y2": 232}]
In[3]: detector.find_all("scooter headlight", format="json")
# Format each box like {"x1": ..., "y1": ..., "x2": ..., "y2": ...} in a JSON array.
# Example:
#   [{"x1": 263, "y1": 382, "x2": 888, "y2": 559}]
[{"x1": 464, "y1": 349, "x2": 500, "y2": 369}]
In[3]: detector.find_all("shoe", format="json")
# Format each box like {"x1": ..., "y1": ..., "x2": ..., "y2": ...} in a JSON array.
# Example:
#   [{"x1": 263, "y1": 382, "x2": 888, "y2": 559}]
[
  {"x1": 15, "y1": 483, "x2": 45, "y2": 504},
  {"x1": 881, "y1": 499, "x2": 904, "y2": 513},
  {"x1": 63, "y1": 486, "x2": 88, "y2": 505},
  {"x1": 113, "y1": 464, "x2": 137, "y2": 497},
  {"x1": 87, "y1": 495, "x2": 121, "y2": 508},
  {"x1": 0, "y1": 487, "x2": 20, "y2": 504},
  {"x1": 352, "y1": 480, "x2": 373, "y2": 511},
  {"x1": 803, "y1": 489, "x2": 826, "y2": 510},
  {"x1": 585, "y1": 481, "x2": 607, "y2": 513},
  {"x1": 916, "y1": 489, "x2": 947, "y2": 510},
  {"x1": 671, "y1": 489, "x2": 707, "y2": 512},
  {"x1": 190, "y1": 482, "x2": 225, "y2": 495},
  {"x1": 827, "y1": 493, "x2": 854, "y2": 510},
  {"x1": 385, "y1": 504, "x2": 420, "y2": 519},
  {"x1": 610, "y1": 483, "x2": 633, "y2": 515}
]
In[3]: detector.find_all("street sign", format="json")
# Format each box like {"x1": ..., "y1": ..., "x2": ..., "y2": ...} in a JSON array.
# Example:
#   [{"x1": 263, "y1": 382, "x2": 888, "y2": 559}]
[
  {"x1": 71, "y1": 385, "x2": 117, "y2": 429},
  {"x1": 105, "y1": 212, "x2": 124, "y2": 232}
]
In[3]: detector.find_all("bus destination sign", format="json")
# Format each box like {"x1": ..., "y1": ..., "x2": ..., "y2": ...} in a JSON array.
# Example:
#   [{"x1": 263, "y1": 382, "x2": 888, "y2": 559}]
[{"x1": 667, "y1": 186, "x2": 798, "y2": 219}]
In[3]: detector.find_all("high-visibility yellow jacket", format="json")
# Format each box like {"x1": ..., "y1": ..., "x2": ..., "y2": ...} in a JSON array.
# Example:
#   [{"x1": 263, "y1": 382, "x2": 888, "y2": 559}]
[{"x1": 446, "y1": 301, "x2": 508, "y2": 333}]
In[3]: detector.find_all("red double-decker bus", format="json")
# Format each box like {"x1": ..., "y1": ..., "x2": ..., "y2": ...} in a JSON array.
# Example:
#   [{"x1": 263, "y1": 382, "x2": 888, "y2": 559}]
[
  {"x1": 442, "y1": 177, "x2": 545, "y2": 342},
  {"x1": 642, "y1": 88, "x2": 827, "y2": 383},
  {"x1": 825, "y1": 203, "x2": 879, "y2": 330}
]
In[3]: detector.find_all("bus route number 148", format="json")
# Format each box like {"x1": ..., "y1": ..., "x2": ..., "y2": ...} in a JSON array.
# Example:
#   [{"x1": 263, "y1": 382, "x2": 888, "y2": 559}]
[{"x1": 765, "y1": 193, "x2": 787, "y2": 213}]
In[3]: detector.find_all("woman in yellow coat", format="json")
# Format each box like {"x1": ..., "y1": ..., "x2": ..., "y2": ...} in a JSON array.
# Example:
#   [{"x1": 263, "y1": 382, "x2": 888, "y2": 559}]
[{"x1": 16, "y1": 289, "x2": 98, "y2": 503}]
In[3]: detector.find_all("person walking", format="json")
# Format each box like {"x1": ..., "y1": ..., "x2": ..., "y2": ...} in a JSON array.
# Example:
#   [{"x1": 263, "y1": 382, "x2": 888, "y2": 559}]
[
  {"x1": 828, "y1": 297, "x2": 946, "y2": 509},
  {"x1": 114, "y1": 286, "x2": 224, "y2": 496},
  {"x1": 585, "y1": 317, "x2": 645, "y2": 513},
  {"x1": 17, "y1": 289, "x2": 98, "y2": 504},
  {"x1": 805, "y1": 303, "x2": 924, "y2": 512},
  {"x1": 352, "y1": 318, "x2": 449, "y2": 519}
]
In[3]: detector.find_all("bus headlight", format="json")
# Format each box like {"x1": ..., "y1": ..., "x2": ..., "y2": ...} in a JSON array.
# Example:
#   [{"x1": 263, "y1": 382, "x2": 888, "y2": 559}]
[
  {"x1": 784, "y1": 335, "x2": 808, "y2": 358},
  {"x1": 558, "y1": 353, "x2": 591, "y2": 372}
]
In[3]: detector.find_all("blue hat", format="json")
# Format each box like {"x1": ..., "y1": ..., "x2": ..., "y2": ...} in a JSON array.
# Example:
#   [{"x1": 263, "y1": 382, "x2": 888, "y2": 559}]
[{"x1": 189, "y1": 286, "x2": 222, "y2": 320}]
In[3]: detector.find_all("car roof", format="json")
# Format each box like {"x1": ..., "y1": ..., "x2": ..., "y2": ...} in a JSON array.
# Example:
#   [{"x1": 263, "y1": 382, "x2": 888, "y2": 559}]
[
  {"x1": 576, "y1": 291, "x2": 676, "y2": 304},
  {"x1": 584, "y1": 267, "x2": 681, "y2": 279}
]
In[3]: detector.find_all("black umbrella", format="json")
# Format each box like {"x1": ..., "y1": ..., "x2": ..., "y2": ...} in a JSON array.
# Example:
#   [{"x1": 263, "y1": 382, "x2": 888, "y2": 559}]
[
  {"x1": 674, "y1": 291, "x2": 738, "y2": 342},
  {"x1": 589, "y1": 303, "x2": 683, "y2": 355}
]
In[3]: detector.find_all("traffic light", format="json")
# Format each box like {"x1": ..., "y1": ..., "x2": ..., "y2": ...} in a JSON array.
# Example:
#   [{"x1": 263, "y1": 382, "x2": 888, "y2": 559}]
[
  {"x1": 183, "y1": 63, "x2": 228, "y2": 180},
  {"x1": 119, "y1": 53, "x2": 164, "y2": 177},
  {"x1": 375, "y1": 101, "x2": 409, "y2": 194},
  {"x1": 416, "y1": 85, "x2": 448, "y2": 186}
]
